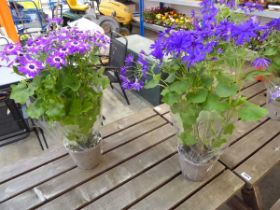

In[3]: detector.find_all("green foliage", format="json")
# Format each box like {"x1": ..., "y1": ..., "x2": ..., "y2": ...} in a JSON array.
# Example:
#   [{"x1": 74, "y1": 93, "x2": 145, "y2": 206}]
[
  {"x1": 11, "y1": 48, "x2": 109, "y2": 146},
  {"x1": 147, "y1": 43, "x2": 269, "y2": 156},
  {"x1": 259, "y1": 31, "x2": 280, "y2": 77}
]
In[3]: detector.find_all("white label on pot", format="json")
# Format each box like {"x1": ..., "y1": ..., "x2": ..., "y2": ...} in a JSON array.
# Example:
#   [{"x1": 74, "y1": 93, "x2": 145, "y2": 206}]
[{"x1": 241, "y1": 172, "x2": 252, "y2": 181}]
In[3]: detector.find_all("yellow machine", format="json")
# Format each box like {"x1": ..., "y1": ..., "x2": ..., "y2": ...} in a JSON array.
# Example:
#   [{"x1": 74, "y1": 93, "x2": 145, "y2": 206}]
[
  {"x1": 98, "y1": 0, "x2": 132, "y2": 25},
  {"x1": 17, "y1": 0, "x2": 41, "y2": 9},
  {"x1": 64, "y1": 0, "x2": 132, "y2": 35}
]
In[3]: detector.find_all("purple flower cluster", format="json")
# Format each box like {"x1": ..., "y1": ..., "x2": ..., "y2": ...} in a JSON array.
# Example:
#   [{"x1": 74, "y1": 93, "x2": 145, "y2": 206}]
[
  {"x1": 253, "y1": 57, "x2": 270, "y2": 69},
  {"x1": 118, "y1": 0, "x2": 280, "y2": 91},
  {"x1": 239, "y1": 2, "x2": 263, "y2": 13},
  {"x1": 120, "y1": 52, "x2": 148, "y2": 91},
  {"x1": 0, "y1": 27, "x2": 109, "y2": 78}
]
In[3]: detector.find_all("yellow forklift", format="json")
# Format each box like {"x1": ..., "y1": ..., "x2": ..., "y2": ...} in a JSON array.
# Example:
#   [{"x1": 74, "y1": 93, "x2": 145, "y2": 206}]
[{"x1": 63, "y1": 0, "x2": 133, "y2": 35}]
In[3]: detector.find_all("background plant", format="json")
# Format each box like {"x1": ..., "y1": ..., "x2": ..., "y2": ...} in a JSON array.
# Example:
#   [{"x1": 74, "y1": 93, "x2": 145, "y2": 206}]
[{"x1": 0, "y1": 28, "x2": 109, "y2": 149}]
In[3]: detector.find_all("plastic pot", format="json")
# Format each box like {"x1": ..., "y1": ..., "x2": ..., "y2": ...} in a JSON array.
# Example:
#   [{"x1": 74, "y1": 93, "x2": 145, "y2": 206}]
[
  {"x1": 177, "y1": 145, "x2": 217, "y2": 181},
  {"x1": 65, "y1": 142, "x2": 101, "y2": 170}
]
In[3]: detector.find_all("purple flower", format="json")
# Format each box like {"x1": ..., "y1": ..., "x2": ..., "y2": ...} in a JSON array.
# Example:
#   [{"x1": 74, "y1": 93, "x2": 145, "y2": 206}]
[
  {"x1": 231, "y1": 18, "x2": 261, "y2": 45},
  {"x1": 217, "y1": 48, "x2": 223, "y2": 54},
  {"x1": 46, "y1": 53, "x2": 67, "y2": 69},
  {"x1": 18, "y1": 58, "x2": 44, "y2": 78},
  {"x1": 239, "y1": 2, "x2": 263, "y2": 13},
  {"x1": 150, "y1": 38, "x2": 164, "y2": 60},
  {"x1": 125, "y1": 54, "x2": 134, "y2": 65},
  {"x1": 266, "y1": 18, "x2": 280, "y2": 31},
  {"x1": 4, "y1": 44, "x2": 21, "y2": 55},
  {"x1": 252, "y1": 57, "x2": 270, "y2": 69},
  {"x1": 270, "y1": 86, "x2": 280, "y2": 101},
  {"x1": 130, "y1": 79, "x2": 144, "y2": 91}
]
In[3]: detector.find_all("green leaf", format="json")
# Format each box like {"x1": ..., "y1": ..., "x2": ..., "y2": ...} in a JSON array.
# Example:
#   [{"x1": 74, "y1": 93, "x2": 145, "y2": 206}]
[
  {"x1": 205, "y1": 94, "x2": 230, "y2": 112},
  {"x1": 69, "y1": 98, "x2": 81, "y2": 116},
  {"x1": 264, "y1": 47, "x2": 277, "y2": 56},
  {"x1": 169, "y1": 80, "x2": 190, "y2": 95},
  {"x1": 180, "y1": 132, "x2": 196, "y2": 146},
  {"x1": 212, "y1": 138, "x2": 227, "y2": 148},
  {"x1": 244, "y1": 70, "x2": 271, "y2": 81},
  {"x1": 145, "y1": 74, "x2": 161, "y2": 89},
  {"x1": 188, "y1": 89, "x2": 208, "y2": 104},
  {"x1": 26, "y1": 101, "x2": 44, "y2": 119},
  {"x1": 62, "y1": 71, "x2": 81, "y2": 91},
  {"x1": 180, "y1": 110, "x2": 197, "y2": 128},
  {"x1": 162, "y1": 91, "x2": 181, "y2": 105},
  {"x1": 165, "y1": 73, "x2": 176, "y2": 83},
  {"x1": 215, "y1": 81, "x2": 238, "y2": 98},
  {"x1": 224, "y1": 123, "x2": 235, "y2": 135},
  {"x1": 46, "y1": 103, "x2": 65, "y2": 119},
  {"x1": 10, "y1": 82, "x2": 34, "y2": 104},
  {"x1": 239, "y1": 102, "x2": 268, "y2": 121}
]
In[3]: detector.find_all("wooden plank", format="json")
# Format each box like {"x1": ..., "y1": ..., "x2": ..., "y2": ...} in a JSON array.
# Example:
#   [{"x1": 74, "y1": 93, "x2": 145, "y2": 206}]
[
  {"x1": 0, "y1": 146, "x2": 67, "y2": 184},
  {"x1": 271, "y1": 198, "x2": 280, "y2": 210},
  {"x1": 153, "y1": 104, "x2": 170, "y2": 115},
  {"x1": 249, "y1": 90, "x2": 266, "y2": 106},
  {"x1": 221, "y1": 119, "x2": 280, "y2": 169},
  {"x1": 102, "y1": 116, "x2": 166, "y2": 153},
  {"x1": 0, "y1": 156, "x2": 75, "y2": 203},
  {"x1": 129, "y1": 163, "x2": 224, "y2": 210},
  {"x1": 229, "y1": 117, "x2": 268, "y2": 145},
  {"x1": 235, "y1": 134, "x2": 280, "y2": 185},
  {"x1": 163, "y1": 113, "x2": 172, "y2": 124},
  {"x1": 175, "y1": 170, "x2": 244, "y2": 210},
  {"x1": 82, "y1": 155, "x2": 182, "y2": 210},
  {"x1": 241, "y1": 82, "x2": 265, "y2": 99},
  {"x1": 38, "y1": 137, "x2": 178, "y2": 210},
  {"x1": 0, "y1": 124, "x2": 177, "y2": 209},
  {"x1": 100, "y1": 108, "x2": 156, "y2": 138}
]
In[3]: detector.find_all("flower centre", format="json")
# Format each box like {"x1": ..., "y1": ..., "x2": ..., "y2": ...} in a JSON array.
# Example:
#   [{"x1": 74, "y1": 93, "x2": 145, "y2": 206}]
[
  {"x1": 55, "y1": 57, "x2": 61, "y2": 62},
  {"x1": 29, "y1": 64, "x2": 35, "y2": 70}
]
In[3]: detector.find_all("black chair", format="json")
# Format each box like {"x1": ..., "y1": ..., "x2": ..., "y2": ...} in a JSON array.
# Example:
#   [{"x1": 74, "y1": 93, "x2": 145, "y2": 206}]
[
  {"x1": 0, "y1": 89, "x2": 48, "y2": 149},
  {"x1": 101, "y1": 31, "x2": 130, "y2": 105},
  {"x1": 0, "y1": 37, "x2": 48, "y2": 150}
]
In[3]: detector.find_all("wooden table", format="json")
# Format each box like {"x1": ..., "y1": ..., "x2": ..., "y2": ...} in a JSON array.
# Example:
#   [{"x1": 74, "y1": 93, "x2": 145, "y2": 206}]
[
  {"x1": 155, "y1": 81, "x2": 280, "y2": 210},
  {"x1": 0, "y1": 108, "x2": 244, "y2": 209}
]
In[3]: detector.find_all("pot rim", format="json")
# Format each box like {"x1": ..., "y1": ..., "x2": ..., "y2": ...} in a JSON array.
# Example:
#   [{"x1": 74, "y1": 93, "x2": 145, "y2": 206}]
[{"x1": 65, "y1": 141, "x2": 101, "y2": 154}]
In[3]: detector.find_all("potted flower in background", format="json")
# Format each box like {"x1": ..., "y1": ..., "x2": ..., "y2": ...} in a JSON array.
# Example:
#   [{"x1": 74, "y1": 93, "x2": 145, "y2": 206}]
[
  {"x1": 255, "y1": 19, "x2": 280, "y2": 119},
  {"x1": 120, "y1": 0, "x2": 269, "y2": 181},
  {"x1": 0, "y1": 27, "x2": 109, "y2": 169}
]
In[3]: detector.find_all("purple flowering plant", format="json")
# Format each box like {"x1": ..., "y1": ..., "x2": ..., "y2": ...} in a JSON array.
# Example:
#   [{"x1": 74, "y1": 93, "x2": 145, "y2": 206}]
[
  {"x1": 120, "y1": 0, "x2": 270, "y2": 158},
  {"x1": 0, "y1": 27, "x2": 110, "y2": 148}
]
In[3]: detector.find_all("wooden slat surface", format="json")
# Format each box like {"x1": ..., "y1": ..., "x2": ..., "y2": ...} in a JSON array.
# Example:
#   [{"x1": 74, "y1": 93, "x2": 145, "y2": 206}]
[
  {"x1": 0, "y1": 156, "x2": 75, "y2": 203},
  {"x1": 175, "y1": 170, "x2": 244, "y2": 210},
  {"x1": 102, "y1": 115, "x2": 166, "y2": 153},
  {"x1": 271, "y1": 198, "x2": 280, "y2": 210},
  {"x1": 129, "y1": 164, "x2": 224, "y2": 210},
  {"x1": 82, "y1": 156, "x2": 224, "y2": 210},
  {"x1": 0, "y1": 146, "x2": 67, "y2": 184},
  {"x1": 39, "y1": 137, "x2": 178, "y2": 210},
  {"x1": 154, "y1": 104, "x2": 170, "y2": 115},
  {"x1": 235, "y1": 134, "x2": 280, "y2": 185},
  {"x1": 241, "y1": 82, "x2": 265, "y2": 99},
  {"x1": 220, "y1": 120, "x2": 280, "y2": 169},
  {"x1": 0, "y1": 124, "x2": 177, "y2": 209},
  {"x1": 100, "y1": 108, "x2": 156, "y2": 138}
]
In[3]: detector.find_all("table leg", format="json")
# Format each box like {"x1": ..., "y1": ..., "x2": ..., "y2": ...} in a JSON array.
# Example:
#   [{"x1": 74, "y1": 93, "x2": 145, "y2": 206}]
[{"x1": 242, "y1": 184, "x2": 263, "y2": 210}]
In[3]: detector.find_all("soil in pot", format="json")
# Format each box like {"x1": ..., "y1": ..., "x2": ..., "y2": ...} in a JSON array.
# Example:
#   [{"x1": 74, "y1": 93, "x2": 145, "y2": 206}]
[{"x1": 177, "y1": 145, "x2": 217, "y2": 182}]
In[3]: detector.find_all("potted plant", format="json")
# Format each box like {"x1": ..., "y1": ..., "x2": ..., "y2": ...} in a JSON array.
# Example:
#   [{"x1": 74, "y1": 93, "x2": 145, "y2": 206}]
[
  {"x1": 255, "y1": 19, "x2": 280, "y2": 119},
  {"x1": 120, "y1": 0, "x2": 270, "y2": 181},
  {"x1": 0, "y1": 27, "x2": 110, "y2": 169}
]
